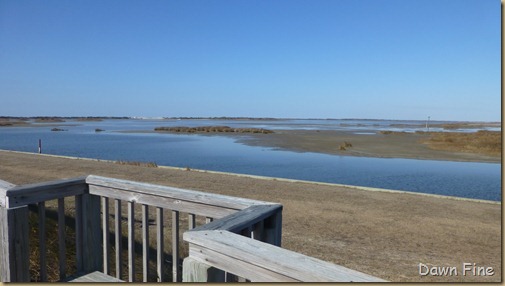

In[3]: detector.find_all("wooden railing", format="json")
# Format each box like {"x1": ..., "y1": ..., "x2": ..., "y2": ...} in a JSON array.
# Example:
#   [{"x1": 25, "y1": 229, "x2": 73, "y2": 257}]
[{"x1": 0, "y1": 175, "x2": 385, "y2": 282}]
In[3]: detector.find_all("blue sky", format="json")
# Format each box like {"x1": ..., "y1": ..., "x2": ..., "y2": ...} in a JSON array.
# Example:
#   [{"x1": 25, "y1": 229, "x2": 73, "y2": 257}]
[{"x1": 0, "y1": 0, "x2": 500, "y2": 121}]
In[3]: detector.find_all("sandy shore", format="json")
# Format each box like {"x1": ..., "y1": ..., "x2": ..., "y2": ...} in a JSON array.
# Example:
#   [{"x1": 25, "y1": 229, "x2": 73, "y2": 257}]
[{"x1": 0, "y1": 150, "x2": 500, "y2": 282}]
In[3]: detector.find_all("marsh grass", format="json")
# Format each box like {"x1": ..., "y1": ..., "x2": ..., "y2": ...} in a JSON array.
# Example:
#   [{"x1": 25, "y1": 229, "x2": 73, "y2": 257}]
[
  {"x1": 0, "y1": 119, "x2": 29, "y2": 126},
  {"x1": 379, "y1": 131, "x2": 407, "y2": 135},
  {"x1": 76, "y1": 118, "x2": 104, "y2": 122},
  {"x1": 379, "y1": 130, "x2": 501, "y2": 157},
  {"x1": 421, "y1": 130, "x2": 501, "y2": 156},
  {"x1": 34, "y1": 117, "x2": 66, "y2": 123},
  {"x1": 339, "y1": 141, "x2": 353, "y2": 150},
  {"x1": 433, "y1": 123, "x2": 500, "y2": 130},
  {"x1": 154, "y1": 126, "x2": 274, "y2": 134}
]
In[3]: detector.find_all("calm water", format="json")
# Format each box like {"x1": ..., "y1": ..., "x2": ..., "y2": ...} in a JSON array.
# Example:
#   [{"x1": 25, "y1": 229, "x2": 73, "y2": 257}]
[{"x1": 0, "y1": 119, "x2": 501, "y2": 201}]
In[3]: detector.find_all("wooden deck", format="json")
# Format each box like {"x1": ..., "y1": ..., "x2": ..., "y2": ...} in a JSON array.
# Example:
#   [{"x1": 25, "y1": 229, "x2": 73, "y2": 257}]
[{"x1": 0, "y1": 175, "x2": 385, "y2": 282}]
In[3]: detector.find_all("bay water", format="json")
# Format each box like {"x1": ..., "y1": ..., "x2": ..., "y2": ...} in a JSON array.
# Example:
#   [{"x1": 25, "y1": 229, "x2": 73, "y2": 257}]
[{"x1": 0, "y1": 119, "x2": 500, "y2": 201}]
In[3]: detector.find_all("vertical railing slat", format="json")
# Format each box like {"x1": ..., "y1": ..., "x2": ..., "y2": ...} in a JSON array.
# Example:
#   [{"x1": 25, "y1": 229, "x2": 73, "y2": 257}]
[
  {"x1": 81, "y1": 194, "x2": 102, "y2": 273},
  {"x1": 156, "y1": 208, "x2": 164, "y2": 282},
  {"x1": 75, "y1": 195, "x2": 83, "y2": 272},
  {"x1": 172, "y1": 210, "x2": 180, "y2": 282},
  {"x1": 57, "y1": 198, "x2": 66, "y2": 281},
  {"x1": 38, "y1": 202, "x2": 47, "y2": 281},
  {"x1": 252, "y1": 220, "x2": 264, "y2": 241},
  {"x1": 115, "y1": 199, "x2": 122, "y2": 280},
  {"x1": 188, "y1": 213, "x2": 196, "y2": 230},
  {"x1": 128, "y1": 201, "x2": 135, "y2": 282},
  {"x1": 142, "y1": 204, "x2": 149, "y2": 282},
  {"x1": 102, "y1": 197, "x2": 110, "y2": 275}
]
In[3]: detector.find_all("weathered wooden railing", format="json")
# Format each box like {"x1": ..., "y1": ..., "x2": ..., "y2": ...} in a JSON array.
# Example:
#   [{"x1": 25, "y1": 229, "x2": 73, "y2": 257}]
[{"x1": 0, "y1": 175, "x2": 385, "y2": 282}]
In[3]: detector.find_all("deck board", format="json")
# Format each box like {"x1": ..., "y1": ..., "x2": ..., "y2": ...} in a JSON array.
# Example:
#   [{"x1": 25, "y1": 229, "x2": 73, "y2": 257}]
[{"x1": 67, "y1": 271, "x2": 124, "y2": 282}]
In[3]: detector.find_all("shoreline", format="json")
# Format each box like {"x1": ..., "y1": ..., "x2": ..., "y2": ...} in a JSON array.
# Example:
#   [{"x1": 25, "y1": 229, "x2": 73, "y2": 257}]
[
  {"x1": 132, "y1": 129, "x2": 500, "y2": 163},
  {"x1": 235, "y1": 129, "x2": 501, "y2": 163},
  {"x1": 0, "y1": 149, "x2": 499, "y2": 204},
  {"x1": 0, "y1": 149, "x2": 500, "y2": 282}
]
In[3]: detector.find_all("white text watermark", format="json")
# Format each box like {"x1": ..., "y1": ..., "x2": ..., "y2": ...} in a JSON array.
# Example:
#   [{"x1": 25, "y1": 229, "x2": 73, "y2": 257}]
[{"x1": 419, "y1": 263, "x2": 495, "y2": 277}]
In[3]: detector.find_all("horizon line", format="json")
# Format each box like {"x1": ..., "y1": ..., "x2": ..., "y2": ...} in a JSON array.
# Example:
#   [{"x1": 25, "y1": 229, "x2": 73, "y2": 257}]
[{"x1": 0, "y1": 115, "x2": 501, "y2": 123}]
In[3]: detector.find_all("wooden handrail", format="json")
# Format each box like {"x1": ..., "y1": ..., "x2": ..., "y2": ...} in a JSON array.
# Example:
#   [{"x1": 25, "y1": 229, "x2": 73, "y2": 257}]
[
  {"x1": 1, "y1": 175, "x2": 275, "y2": 212},
  {"x1": 184, "y1": 230, "x2": 386, "y2": 282},
  {"x1": 86, "y1": 175, "x2": 273, "y2": 219},
  {"x1": 2, "y1": 176, "x2": 88, "y2": 208},
  {"x1": 191, "y1": 204, "x2": 283, "y2": 248},
  {"x1": 192, "y1": 204, "x2": 282, "y2": 233},
  {"x1": 86, "y1": 175, "x2": 272, "y2": 209}
]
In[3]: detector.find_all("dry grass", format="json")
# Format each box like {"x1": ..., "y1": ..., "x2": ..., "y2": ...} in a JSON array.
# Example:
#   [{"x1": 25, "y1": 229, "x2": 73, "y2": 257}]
[
  {"x1": 28, "y1": 202, "x2": 78, "y2": 281},
  {"x1": 0, "y1": 118, "x2": 29, "y2": 126},
  {"x1": 34, "y1": 117, "x2": 66, "y2": 123},
  {"x1": 0, "y1": 150, "x2": 500, "y2": 282},
  {"x1": 115, "y1": 160, "x2": 158, "y2": 168},
  {"x1": 76, "y1": 117, "x2": 104, "y2": 122},
  {"x1": 379, "y1": 130, "x2": 408, "y2": 135},
  {"x1": 339, "y1": 141, "x2": 353, "y2": 150},
  {"x1": 420, "y1": 130, "x2": 501, "y2": 156},
  {"x1": 430, "y1": 122, "x2": 501, "y2": 130}
]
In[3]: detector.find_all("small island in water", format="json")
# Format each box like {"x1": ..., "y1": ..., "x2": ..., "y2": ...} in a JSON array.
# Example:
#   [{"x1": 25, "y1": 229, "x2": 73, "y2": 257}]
[{"x1": 154, "y1": 125, "x2": 274, "y2": 134}]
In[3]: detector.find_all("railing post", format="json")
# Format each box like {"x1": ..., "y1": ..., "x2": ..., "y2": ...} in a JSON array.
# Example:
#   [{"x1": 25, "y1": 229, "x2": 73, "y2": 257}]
[
  {"x1": 182, "y1": 257, "x2": 225, "y2": 282},
  {"x1": 80, "y1": 193, "x2": 103, "y2": 273},
  {"x1": 264, "y1": 207, "x2": 282, "y2": 247},
  {"x1": 0, "y1": 205, "x2": 30, "y2": 282}
]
